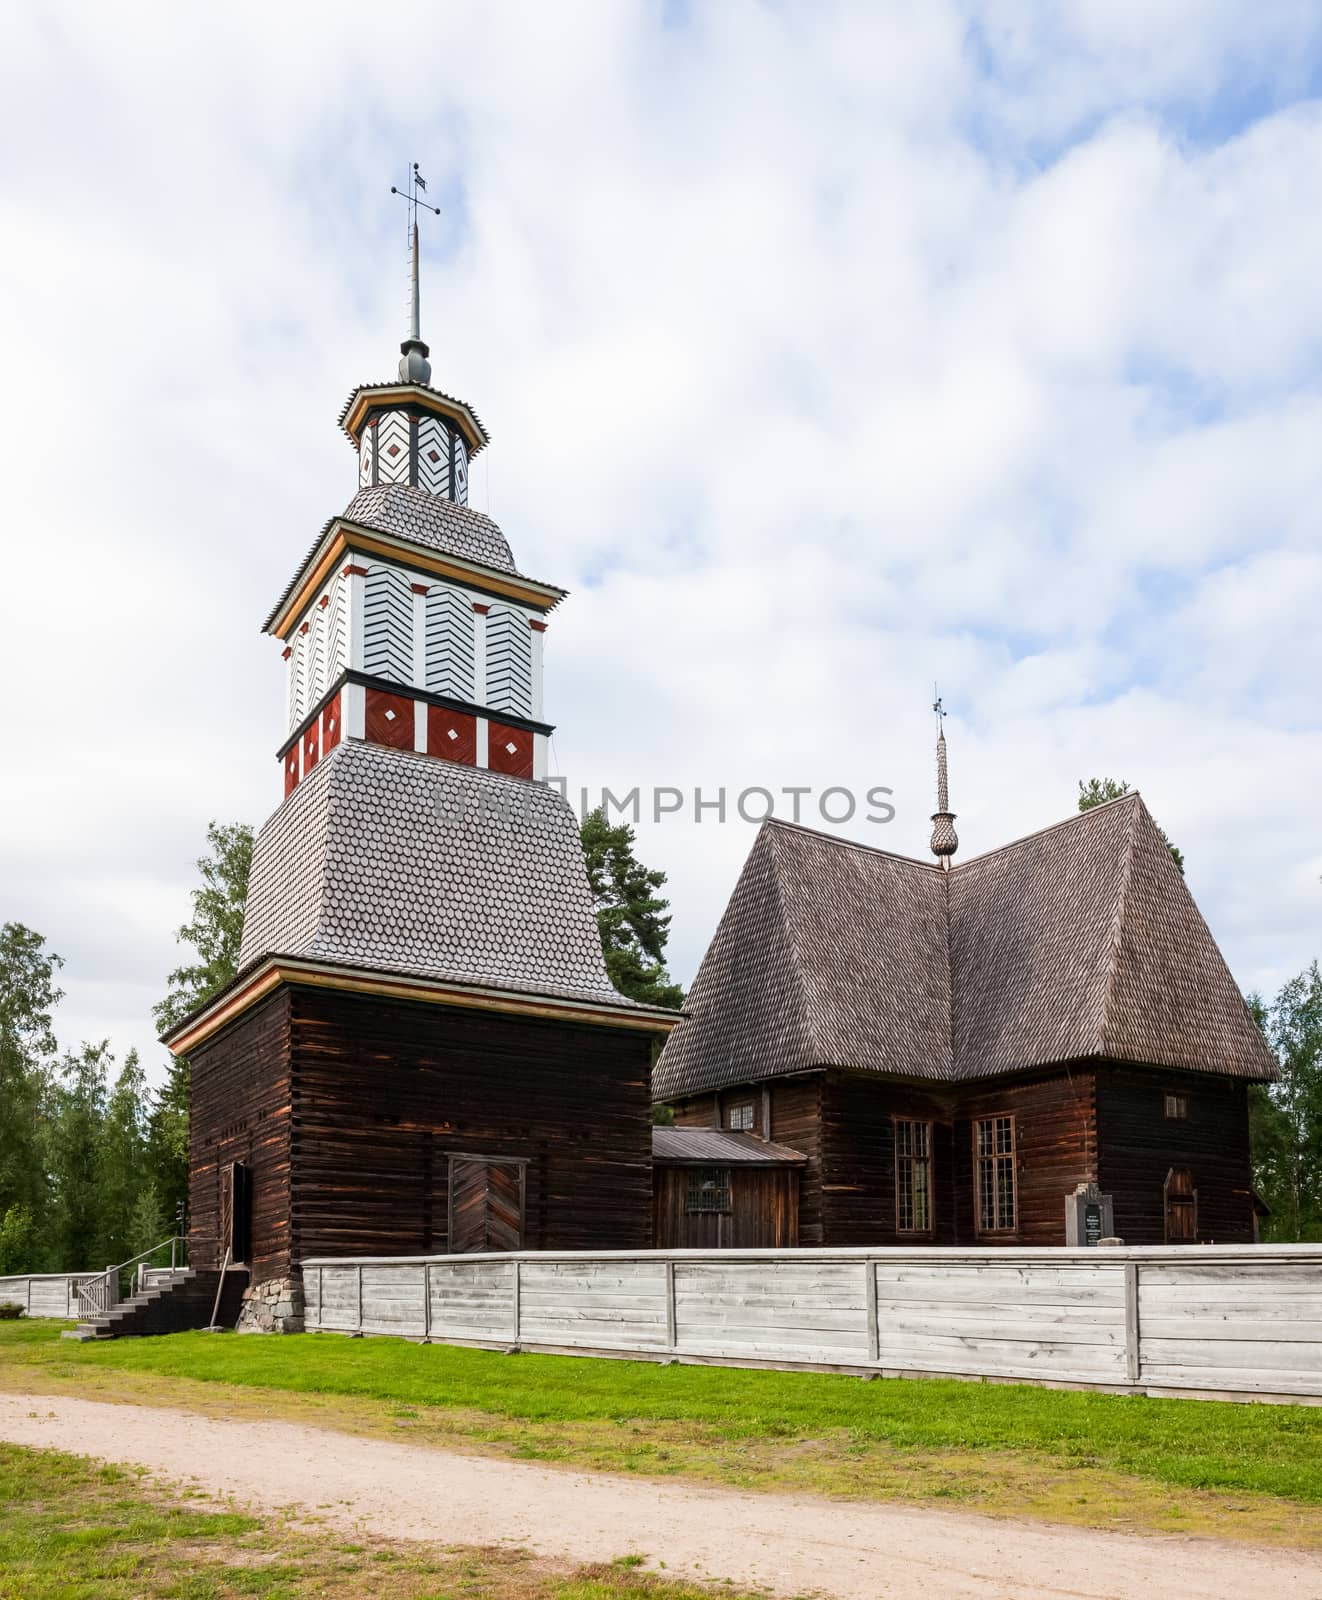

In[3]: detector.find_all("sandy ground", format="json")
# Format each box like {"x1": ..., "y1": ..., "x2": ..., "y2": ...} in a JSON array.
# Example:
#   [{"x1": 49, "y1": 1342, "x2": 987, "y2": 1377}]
[{"x1": 2, "y1": 1394, "x2": 1320, "y2": 1600}]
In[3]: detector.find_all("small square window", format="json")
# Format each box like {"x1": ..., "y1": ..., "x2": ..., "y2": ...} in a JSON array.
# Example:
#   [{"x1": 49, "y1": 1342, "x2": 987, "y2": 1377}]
[
  {"x1": 687, "y1": 1168, "x2": 731, "y2": 1214},
  {"x1": 726, "y1": 1102, "x2": 754, "y2": 1132},
  {"x1": 1164, "y1": 1093, "x2": 1189, "y2": 1120}
]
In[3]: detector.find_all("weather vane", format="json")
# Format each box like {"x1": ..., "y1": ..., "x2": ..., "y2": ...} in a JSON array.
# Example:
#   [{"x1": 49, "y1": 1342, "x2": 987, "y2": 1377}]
[
  {"x1": 933, "y1": 686, "x2": 947, "y2": 734},
  {"x1": 390, "y1": 162, "x2": 441, "y2": 228},
  {"x1": 390, "y1": 163, "x2": 441, "y2": 385}
]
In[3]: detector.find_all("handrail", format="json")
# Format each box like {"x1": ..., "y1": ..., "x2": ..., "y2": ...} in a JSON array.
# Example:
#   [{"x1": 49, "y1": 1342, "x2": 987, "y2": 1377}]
[{"x1": 72, "y1": 1236, "x2": 189, "y2": 1318}]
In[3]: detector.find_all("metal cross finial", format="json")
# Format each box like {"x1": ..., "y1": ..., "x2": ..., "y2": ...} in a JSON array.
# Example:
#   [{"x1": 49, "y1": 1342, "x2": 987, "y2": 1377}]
[
  {"x1": 933, "y1": 687, "x2": 946, "y2": 736},
  {"x1": 390, "y1": 163, "x2": 441, "y2": 384}
]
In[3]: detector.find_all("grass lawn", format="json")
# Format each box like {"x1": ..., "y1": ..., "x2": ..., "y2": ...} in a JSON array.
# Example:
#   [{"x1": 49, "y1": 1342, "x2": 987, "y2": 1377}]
[
  {"x1": 0, "y1": 1437, "x2": 766, "y2": 1600},
  {"x1": 3, "y1": 1320, "x2": 1322, "y2": 1548}
]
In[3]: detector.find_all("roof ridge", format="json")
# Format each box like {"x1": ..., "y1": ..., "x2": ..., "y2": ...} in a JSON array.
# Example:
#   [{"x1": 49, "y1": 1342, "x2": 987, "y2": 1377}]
[
  {"x1": 761, "y1": 816, "x2": 943, "y2": 871},
  {"x1": 762, "y1": 823, "x2": 822, "y2": 1064},
  {"x1": 1090, "y1": 791, "x2": 1143, "y2": 1055},
  {"x1": 952, "y1": 789, "x2": 1143, "y2": 871}
]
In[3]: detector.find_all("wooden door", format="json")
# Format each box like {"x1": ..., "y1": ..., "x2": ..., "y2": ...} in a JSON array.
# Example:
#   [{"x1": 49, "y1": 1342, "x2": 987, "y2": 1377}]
[
  {"x1": 1164, "y1": 1167, "x2": 1197, "y2": 1243},
  {"x1": 448, "y1": 1157, "x2": 525, "y2": 1253},
  {"x1": 219, "y1": 1161, "x2": 252, "y2": 1264}
]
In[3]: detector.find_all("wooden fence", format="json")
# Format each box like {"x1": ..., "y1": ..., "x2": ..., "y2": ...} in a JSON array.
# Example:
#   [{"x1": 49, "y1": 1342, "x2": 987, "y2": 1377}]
[
  {"x1": 302, "y1": 1246, "x2": 1322, "y2": 1403},
  {"x1": 0, "y1": 1272, "x2": 104, "y2": 1319}
]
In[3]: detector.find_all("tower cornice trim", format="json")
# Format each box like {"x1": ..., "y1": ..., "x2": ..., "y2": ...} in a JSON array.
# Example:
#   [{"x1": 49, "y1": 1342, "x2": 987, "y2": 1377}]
[
  {"x1": 339, "y1": 382, "x2": 490, "y2": 456},
  {"x1": 267, "y1": 522, "x2": 566, "y2": 640},
  {"x1": 162, "y1": 956, "x2": 680, "y2": 1056}
]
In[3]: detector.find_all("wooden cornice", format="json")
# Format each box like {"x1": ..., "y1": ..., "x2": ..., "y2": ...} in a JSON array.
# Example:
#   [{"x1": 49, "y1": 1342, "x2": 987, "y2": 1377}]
[
  {"x1": 163, "y1": 957, "x2": 680, "y2": 1056},
  {"x1": 268, "y1": 522, "x2": 565, "y2": 640}
]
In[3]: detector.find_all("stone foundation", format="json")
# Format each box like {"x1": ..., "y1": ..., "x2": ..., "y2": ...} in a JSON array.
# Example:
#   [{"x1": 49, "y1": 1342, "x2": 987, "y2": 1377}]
[{"x1": 236, "y1": 1273, "x2": 305, "y2": 1334}]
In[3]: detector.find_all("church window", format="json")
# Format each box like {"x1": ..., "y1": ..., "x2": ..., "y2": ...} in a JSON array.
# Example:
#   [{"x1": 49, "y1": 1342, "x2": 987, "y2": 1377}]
[
  {"x1": 895, "y1": 1119, "x2": 932, "y2": 1233},
  {"x1": 1164, "y1": 1092, "x2": 1189, "y2": 1120},
  {"x1": 726, "y1": 1102, "x2": 754, "y2": 1132},
  {"x1": 975, "y1": 1115, "x2": 1016, "y2": 1233}
]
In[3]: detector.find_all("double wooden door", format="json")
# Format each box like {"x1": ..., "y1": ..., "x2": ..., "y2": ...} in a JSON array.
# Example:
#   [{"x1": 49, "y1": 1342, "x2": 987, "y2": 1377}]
[{"x1": 448, "y1": 1156, "x2": 525, "y2": 1253}]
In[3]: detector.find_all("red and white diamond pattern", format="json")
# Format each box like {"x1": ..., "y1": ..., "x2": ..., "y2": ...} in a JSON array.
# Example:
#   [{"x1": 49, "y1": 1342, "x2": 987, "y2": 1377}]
[
  {"x1": 417, "y1": 415, "x2": 450, "y2": 496},
  {"x1": 376, "y1": 411, "x2": 411, "y2": 485}
]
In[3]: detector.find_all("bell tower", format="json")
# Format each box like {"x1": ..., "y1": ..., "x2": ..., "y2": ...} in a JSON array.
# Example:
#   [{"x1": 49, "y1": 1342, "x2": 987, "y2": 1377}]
[{"x1": 266, "y1": 170, "x2": 561, "y2": 799}]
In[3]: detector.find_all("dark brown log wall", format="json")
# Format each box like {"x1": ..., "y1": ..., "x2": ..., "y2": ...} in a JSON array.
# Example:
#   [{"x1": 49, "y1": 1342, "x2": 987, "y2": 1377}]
[
  {"x1": 187, "y1": 989, "x2": 293, "y2": 1278},
  {"x1": 953, "y1": 1071, "x2": 1097, "y2": 1245},
  {"x1": 819, "y1": 1072, "x2": 956, "y2": 1245},
  {"x1": 653, "y1": 1167, "x2": 800, "y2": 1248},
  {"x1": 1096, "y1": 1065, "x2": 1254, "y2": 1244},
  {"x1": 287, "y1": 985, "x2": 655, "y2": 1259}
]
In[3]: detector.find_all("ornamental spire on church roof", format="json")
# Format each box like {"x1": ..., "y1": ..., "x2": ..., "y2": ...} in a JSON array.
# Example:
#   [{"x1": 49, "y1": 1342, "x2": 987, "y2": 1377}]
[
  {"x1": 391, "y1": 163, "x2": 440, "y2": 385},
  {"x1": 929, "y1": 691, "x2": 959, "y2": 870}
]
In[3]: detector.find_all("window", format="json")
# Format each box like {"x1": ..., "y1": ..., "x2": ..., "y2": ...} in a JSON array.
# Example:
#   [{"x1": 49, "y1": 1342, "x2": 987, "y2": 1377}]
[
  {"x1": 1164, "y1": 1167, "x2": 1197, "y2": 1242},
  {"x1": 894, "y1": 1119, "x2": 932, "y2": 1233},
  {"x1": 975, "y1": 1115, "x2": 1016, "y2": 1233},
  {"x1": 1164, "y1": 1092, "x2": 1189, "y2": 1120},
  {"x1": 726, "y1": 1102, "x2": 754, "y2": 1132},
  {"x1": 687, "y1": 1168, "x2": 731, "y2": 1214}
]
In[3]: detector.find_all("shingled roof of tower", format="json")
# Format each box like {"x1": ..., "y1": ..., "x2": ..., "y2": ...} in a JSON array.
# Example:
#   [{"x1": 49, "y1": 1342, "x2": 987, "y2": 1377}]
[
  {"x1": 341, "y1": 484, "x2": 517, "y2": 572},
  {"x1": 237, "y1": 741, "x2": 656, "y2": 1013},
  {"x1": 653, "y1": 794, "x2": 1277, "y2": 1101},
  {"x1": 261, "y1": 485, "x2": 567, "y2": 634}
]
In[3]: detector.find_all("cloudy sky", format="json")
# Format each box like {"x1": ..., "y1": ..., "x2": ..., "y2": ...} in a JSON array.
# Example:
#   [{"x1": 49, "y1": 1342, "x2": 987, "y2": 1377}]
[{"x1": 2, "y1": 3, "x2": 1320, "y2": 1082}]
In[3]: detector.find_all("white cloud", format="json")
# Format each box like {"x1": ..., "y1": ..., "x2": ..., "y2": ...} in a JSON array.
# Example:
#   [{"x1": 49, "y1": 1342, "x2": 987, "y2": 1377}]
[{"x1": 0, "y1": 2, "x2": 1318, "y2": 1078}]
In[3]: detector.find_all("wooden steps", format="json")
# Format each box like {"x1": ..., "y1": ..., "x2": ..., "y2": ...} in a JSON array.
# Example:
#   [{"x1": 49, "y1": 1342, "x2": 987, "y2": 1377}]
[{"x1": 64, "y1": 1268, "x2": 249, "y2": 1341}]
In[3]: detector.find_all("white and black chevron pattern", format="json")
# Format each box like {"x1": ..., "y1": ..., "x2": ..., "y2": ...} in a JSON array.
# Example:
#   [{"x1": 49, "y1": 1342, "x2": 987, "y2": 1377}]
[
  {"x1": 306, "y1": 604, "x2": 326, "y2": 705},
  {"x1": 324, "y1": 574, "x2": 347, "y2": 683},
  {"x1": 485, "y1": 604, "x2": 533, "y2": 717},
  {"x1": 362, "y1": 564, "x2": 415, "y2": 684},
  {"x1": 358, "y1": 425, "x2": 375, "y2": 488},
  {"x1": 376, "y1": 411, "x2": 411, "y2": 486},
  {"x1": 424, "y1": 585, "x2": 476, "y2": 701},
  {"x1": 287, "y1": 631, "x2": 306, "y2": 730},
  {"x1": 453, "y1": 433, "x2": 469, "y2": 505},
  {"x1": 417, "y1": 416, "x2": 451, "y2": 497}
]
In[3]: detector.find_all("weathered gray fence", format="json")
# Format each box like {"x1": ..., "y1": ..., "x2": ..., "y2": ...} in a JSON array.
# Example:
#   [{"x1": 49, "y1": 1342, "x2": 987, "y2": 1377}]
[
  {"x1": 0, "y1": 1272, "x2": 104, "y2": 1319},
  {"x1": 302, "y1": 1246, "x2": 1322, "y2": 1403}
]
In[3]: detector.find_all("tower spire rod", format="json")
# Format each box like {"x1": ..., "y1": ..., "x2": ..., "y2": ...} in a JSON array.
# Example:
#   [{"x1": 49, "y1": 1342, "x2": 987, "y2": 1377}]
[
  {"x1": 390, "y1": 162, "x2": 441, "y2": 386},
  {"x1": 929, "y1": 687, "x2": 959, "y2": 871}
]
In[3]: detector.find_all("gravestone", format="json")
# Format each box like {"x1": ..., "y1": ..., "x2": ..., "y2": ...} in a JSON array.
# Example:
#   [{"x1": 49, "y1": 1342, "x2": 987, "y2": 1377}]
[{"x1": 1064, "y1": 1181, "x2": 1115, "y2": 1247}]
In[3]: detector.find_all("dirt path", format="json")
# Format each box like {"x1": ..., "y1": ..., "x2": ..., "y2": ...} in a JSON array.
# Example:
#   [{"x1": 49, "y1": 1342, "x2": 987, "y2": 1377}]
[{"x1": 2, "y1": 1394, "x2": 1319, "y2": 1600}]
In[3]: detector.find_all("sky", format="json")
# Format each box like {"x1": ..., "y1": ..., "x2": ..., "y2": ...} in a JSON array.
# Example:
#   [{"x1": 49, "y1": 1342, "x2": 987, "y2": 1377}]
[{"x1": 1, "y1": 2, "x2": 1320, "y2": 1084}]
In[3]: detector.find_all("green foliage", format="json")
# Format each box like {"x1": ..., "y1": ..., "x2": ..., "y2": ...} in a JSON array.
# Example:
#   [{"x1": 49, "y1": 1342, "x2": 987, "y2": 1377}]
[
  {"x1": 1077, "y1": 777, "x2": 1185, "y2": 874},
  {"x1": 580, "y1": 809, "x2": 684, "y2": 1009},
  {"x1": 45, "y1": 1042, "x2": 111, "y2": 1273},
  {"x1": 151, "y1": 820, "x2": 254, "y2": 1232},
  {"x1": 153, "y1": 819, "x2": 253, "y2": 1035},
  {"x1": 1249, "y1": 962, "x2": 1322, "y2": 1241},
  {"x1": 0, "y1": 1204, "x2": 36, "y2": 1276},
  {"x1": 0, "y1": 923, "x2": 63, "y2": 1232}
]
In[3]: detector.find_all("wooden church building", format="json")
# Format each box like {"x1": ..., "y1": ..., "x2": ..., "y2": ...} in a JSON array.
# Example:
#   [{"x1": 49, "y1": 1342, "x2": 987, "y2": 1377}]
[
  {"x1": 653, "y1": 729, "x2": 1277, "y2": 1249},
  {"x1": 163, "y1": 203, "x2": 676, "y2": 1323}
]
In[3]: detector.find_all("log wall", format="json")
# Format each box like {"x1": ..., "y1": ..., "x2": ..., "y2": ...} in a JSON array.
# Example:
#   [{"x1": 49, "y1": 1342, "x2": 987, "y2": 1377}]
[
  {"x1": 302, "y1": 1244, "x2": 1322, "y2": 1403},
  {"x1": 287, "y1": 986, "x2": 655, "y2": 1259},
  {"x1": 653, "y1": 1167, "x2": 800, "y2": 1249}
]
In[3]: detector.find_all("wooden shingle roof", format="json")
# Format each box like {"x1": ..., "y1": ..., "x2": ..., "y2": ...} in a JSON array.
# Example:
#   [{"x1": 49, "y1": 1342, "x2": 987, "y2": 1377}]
[{"x1": 653, "y1": 794, "x2": 1276, "y2": 1100}]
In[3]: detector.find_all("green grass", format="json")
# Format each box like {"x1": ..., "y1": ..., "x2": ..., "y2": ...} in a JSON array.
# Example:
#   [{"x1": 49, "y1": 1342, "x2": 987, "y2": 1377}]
[
  {"x1": 0, "y1": 1438, "x2": 768, "y2": 1600},
  {"x1": 4, "y1": 1319, "x2": 1322, "y2": 1545}
]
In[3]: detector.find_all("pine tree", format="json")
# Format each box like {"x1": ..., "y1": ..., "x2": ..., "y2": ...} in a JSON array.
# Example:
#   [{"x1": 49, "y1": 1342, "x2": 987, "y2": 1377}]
[
  {"x1": 580, "y1": 809, "x2": 684, "y2": 1009},
  {"x1": 149, "y1": 821, "x2": 254, "y2": 1233},
  {"x1": 0, "y1": 923, "x2": 63, "y2": 1263},
  {"x1": 98, "y1": 1049, "x2": 152, "y2": 1265},
  {"x1": 1077, "y1": 777, "x2": 1185, "y2": 875},
  {"x1": 1249, "y1": 963, "x2": 1322, "y2": 1241},
  {"x1": 46, "y1": 1042, "x2": 110, "y2": 1272}
]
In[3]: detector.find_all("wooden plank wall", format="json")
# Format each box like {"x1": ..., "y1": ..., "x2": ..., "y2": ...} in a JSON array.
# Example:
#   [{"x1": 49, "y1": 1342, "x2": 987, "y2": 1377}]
[
  {"x1": 289, "y1": 987, "x2": 654, "y2": 1259},
  {"x1": 302, "y1": 1245, "x2": 1322, "y2": 1403},
  {"x1": 819, "y1": 1074, "x2": 956, "y2": 1245},
  {"x1": 1096, "y1": 1068, "x2": 1254, "y2": 1244},
  {"x1": 653, "y1": 1168, "x2": 799, "y2": 1249},
  {"x1": 0, "y1": 1274, "x2": 98, "y2": 1318},
  {"x1": 188, "y1": 989, "x2": 294, "y2": 1277}
]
